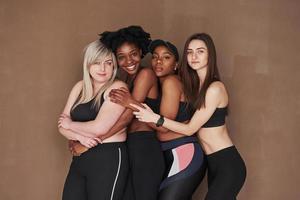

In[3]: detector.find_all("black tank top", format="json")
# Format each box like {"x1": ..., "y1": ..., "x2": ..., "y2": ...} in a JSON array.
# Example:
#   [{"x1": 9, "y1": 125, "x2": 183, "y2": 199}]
[{"x1": 70, "y1": 94, "x2": 105, "y2": 122}]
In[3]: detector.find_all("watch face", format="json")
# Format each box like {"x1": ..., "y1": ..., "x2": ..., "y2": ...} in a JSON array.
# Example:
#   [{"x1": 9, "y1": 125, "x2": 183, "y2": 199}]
[{"x1": 156, "y1": 116, "x2": 164, "y2": 127}]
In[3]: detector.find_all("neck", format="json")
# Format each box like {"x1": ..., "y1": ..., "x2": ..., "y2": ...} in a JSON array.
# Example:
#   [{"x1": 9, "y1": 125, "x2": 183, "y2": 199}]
[
  {"x1": 197, "y1": 67, "x2": 207, "y2": 86},
  {"x1": 92, "y1": 81, "x2": 106, "y2": 95}
]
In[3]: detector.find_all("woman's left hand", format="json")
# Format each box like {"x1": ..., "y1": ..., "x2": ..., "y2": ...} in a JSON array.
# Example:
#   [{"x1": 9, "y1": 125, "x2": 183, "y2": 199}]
[
  {"x1": 58, "y1": 114, "x2": 72, "y2": 129},
  {"x1": 130, "y1": 103, "x2": 160, "y2": 123}
]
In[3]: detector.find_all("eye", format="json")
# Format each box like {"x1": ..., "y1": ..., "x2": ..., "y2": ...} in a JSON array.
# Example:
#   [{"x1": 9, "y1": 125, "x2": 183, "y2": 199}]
[
  {"x1": 94, "y1": 61, "x2": 101, "y2": 65},
  {"x1": 117, "y1": 55, "x2": 125, "y2": 61},
  {"x1": 131, "y1": 51, "x2": 138, "y2": 57},
  {"x1": 105, "y1": 61, "x2": 113, "y2": 66},
  {"x1": 187, "y1": 51, "x2": 193, "y2": 55},
  {"x1": 163, "y1": 56, "x2": 171, "y2": 60}
]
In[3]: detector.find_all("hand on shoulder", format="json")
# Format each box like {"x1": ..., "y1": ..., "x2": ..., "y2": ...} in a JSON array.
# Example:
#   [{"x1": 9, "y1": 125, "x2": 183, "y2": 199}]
[{"x1": 104, "y1": 80, "x2": 128, "y2": 99}]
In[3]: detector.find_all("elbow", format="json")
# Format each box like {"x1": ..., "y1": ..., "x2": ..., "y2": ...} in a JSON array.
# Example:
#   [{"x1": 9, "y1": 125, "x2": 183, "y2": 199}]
[
  {"x1": 186, "y1": 127, "x2": 199, "y2": 136},
  {"x1": 186, "y1": 131, "x2": 195, "y2": 136},
  {"x1": 94, "y1": 127, "x2": 109, "y2": 137},
  {"x1": 58, "y1": 127, "x2": 65, "y2": 136}
]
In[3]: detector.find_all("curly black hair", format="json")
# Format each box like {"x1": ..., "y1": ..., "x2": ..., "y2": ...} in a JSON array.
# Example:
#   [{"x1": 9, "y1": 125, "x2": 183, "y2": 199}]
[{"x1": 99, "y1": 25, "x2": 151, "y2": 58}]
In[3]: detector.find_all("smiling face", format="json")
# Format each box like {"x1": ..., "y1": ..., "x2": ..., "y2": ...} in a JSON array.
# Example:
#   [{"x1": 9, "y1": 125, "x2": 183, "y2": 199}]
[
  {"x1": 151, "y1": 45, "x2": 177, "y2": 78},
  {"x1": 89, "y1": 55, "x2": 114, "y2": 84},
  {"x1": 187, "y1": 39, "x2": 209, "y2": 72},
  {"x1": 115, "y1": 42, "x2": 142, "y2": 75}
]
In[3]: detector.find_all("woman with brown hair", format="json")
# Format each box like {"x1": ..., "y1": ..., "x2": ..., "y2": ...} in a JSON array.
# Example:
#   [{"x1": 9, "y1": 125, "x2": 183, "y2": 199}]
[{"x1": 131, "y1": 33, "x2": 247, "y2": 200}]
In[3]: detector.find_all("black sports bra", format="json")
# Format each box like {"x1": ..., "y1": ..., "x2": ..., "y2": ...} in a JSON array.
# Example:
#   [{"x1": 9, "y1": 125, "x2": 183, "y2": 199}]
[
  {"x1": 202, "y1": 107, "x2": 227, "y2": 128},
  {"x1": 70, "y1": 94, "x2": 104, "y2": 122},
  {"x1": 144, "y1": 97, "x2": 160, "y2": 114},
  {"x1": 175, "y1": 101, "x2": 194, "y2": 122},
  {"x1": 145, "y1": 96, "x2": 194, "y2": 122}
]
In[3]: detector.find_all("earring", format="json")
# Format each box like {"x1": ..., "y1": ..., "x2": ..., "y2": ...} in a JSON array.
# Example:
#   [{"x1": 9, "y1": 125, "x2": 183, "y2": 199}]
[{"x1": 174, "y1": 64, "x2": 178, "y2": 70}]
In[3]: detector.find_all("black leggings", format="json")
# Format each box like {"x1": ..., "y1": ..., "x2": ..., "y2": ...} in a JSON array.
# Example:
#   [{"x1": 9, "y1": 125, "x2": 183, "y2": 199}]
[
  {"x1": 158, "y1": 136, "x2": 207, "y2": 200},
  {"x1": 205, "y1": 146, "x2": 246, "y2": 200},
  {"x1": 123, "y1": 131, "x2": 165, "y2": 200},
  {"x1": 62, "y1": 142, "x2": 129, "y2": 200}
]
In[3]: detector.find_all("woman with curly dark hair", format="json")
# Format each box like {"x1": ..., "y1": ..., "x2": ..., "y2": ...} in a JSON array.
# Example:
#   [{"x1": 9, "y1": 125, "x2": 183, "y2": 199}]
[{"x1": 70, "y1": 26, "x2": 165, "y2": 200}]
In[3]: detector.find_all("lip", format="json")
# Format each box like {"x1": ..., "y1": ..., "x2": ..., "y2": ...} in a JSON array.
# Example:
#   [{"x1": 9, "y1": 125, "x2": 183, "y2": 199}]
[
  {"x1": 97, "y1": 73, "x2": 106, "y2": 76},
  {"x1": 125, "y1": 64, "x2": 137, "y2": 71},
  {"x1": 154, "y1": 67, "x2": 163, "y2": 72}
]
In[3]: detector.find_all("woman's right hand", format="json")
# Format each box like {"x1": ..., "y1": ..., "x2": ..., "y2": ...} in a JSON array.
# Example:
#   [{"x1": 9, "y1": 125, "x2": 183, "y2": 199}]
[{"x1": 130, "y1": 103, "x2": 160, "y2": 123}]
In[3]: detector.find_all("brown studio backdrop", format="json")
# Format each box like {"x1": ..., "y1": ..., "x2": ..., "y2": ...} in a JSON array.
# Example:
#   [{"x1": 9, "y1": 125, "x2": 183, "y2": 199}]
[{"x1": 0, "y1": 0, "x2": 299, "y2": 199}]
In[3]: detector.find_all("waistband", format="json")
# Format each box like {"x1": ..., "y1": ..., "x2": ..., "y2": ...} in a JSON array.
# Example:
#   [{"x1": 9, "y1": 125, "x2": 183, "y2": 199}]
[
  {"x1": 161, "y1": 136, "x2": 198, "y2": 151},
  {"x1": 90, "y1": 141, "x2": 126, "y2": 150},
  {"x1": 207, "y1": 145, "x2": 237, "y2": 160},
  {"x1": 127, "y1": 130, "x2": 157, "y2": 139}
]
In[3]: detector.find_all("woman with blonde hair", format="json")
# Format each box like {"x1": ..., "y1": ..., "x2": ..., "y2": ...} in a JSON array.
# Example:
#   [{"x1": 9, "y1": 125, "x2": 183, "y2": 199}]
[{"x1": 58, "y1": 39, "x2": 129, "y2": 200}]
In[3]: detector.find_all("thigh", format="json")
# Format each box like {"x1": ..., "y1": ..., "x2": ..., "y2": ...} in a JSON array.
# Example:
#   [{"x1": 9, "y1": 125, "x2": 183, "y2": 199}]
[
  {"x1": 62, "y1": 161, "x2": 87, "y2": 200},
  {"x1": 206, "y1": 147, "x2": 246, "y2": 200},
  {"x1": 128, "y1": 136, "x2": 165, "y2": 200},
  {"x1": 86, "y1": 145, "x2": 129, "y2": 200},
  {"x1": 159, "y1": 143, "x2": 207, "y2": 200}
]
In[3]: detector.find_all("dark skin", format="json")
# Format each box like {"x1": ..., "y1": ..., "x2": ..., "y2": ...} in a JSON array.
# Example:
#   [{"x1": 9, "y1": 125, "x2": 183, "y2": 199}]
[{"x1": 111, "y1": 45, "x2": 188, "y2": 141}]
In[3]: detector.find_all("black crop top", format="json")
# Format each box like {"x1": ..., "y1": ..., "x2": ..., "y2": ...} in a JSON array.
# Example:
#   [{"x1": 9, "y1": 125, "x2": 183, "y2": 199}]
[
  {"x1": 144, "y1": 97, "x2": 160, "y2": 114},
  {"x1": 70, "y1": 94, "x2": 104, "y2": 122},
  {"x1": 202, "y1": 107, "x2": 227, "y2": 128},
  {"x1": 145, "y1": 96, "x2": 194, "y2": 122},
  {"x1": 175, "y1": 101, "x2": 194, "y2": 122}
]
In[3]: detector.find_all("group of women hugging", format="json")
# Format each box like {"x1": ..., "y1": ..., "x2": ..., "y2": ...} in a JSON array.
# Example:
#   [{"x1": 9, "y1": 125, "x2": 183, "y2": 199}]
[{"x1": 58, "y1": 25, "x2": 247, "y2": 200}]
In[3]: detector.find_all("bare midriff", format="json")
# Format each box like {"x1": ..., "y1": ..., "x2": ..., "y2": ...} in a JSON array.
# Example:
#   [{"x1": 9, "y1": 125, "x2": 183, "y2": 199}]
[
  {"x1": 102, "y1": 128, "x2": 127, "y2": 143},
  {"x1": 197, "y1": 125, "x2": 233, "y2": 155},
  {"x1": 128, "y1": 119, "x2": 153, "y2": 133}
]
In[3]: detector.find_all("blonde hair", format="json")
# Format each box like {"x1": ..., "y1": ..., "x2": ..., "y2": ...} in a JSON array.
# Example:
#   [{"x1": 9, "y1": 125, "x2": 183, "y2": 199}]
[{"x1": 73, "y1": 40, "x2": 118, "y2": 110}]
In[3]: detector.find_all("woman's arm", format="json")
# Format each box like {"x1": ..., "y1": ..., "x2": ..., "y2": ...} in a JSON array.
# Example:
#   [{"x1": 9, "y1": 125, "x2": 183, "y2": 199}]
[
  {"x1": 147, "y1": 76, "x2": 182, "y2": 133},
  {"x1": 60, "y1": 80, "x2": 128, "y2": 137},
  {"x1": 132, "y1": 82, "x2": 225, "y2": 135},
  {"x1": 58, "y1": 81, "x2": 99, "y2": 148}
]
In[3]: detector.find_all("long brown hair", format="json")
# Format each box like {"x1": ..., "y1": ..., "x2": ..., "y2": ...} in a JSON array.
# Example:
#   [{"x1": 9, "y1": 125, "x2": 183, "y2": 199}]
[{"x1": 179, "y1": 33, "x2": 220, "y2": 110}]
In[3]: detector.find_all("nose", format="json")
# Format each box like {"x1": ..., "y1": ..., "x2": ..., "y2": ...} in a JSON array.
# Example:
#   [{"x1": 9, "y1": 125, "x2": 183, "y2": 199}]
[
  {"x1": 99, "y1": 62, "x2": 105, "y2": 71},
  {"x1": 127, "y1": 56, "x2": 133, "y2": 65},
  {"x1": 192, "y1": 52, "x2": 197, "y2": 60},
  {"x1": 157, "y1": 57, "x2": 162, "y2": 64}
]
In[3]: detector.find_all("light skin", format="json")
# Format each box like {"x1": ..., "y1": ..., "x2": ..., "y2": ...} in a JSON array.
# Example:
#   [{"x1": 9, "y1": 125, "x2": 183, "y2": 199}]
[
  {"x1": 69, "y1": 42, "x2": 158, "y2": 155},
  {"x1": 131, "y1": 39, "x2": 234, "y2": 155},
  {"x1": 58, "y1": 56, "x2": 127, "y2": 149}
]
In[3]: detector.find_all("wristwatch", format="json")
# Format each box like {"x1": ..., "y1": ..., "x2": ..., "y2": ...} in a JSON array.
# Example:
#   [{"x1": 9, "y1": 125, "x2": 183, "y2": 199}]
[{"x1": 156, "y1": 115, "x2": 164, "y2": 127}]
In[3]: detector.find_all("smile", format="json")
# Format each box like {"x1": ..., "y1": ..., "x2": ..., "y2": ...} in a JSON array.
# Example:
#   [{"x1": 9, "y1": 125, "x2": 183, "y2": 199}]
[{"x1": 126, "y1": 64, "x2": 137, "y2": 71}]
